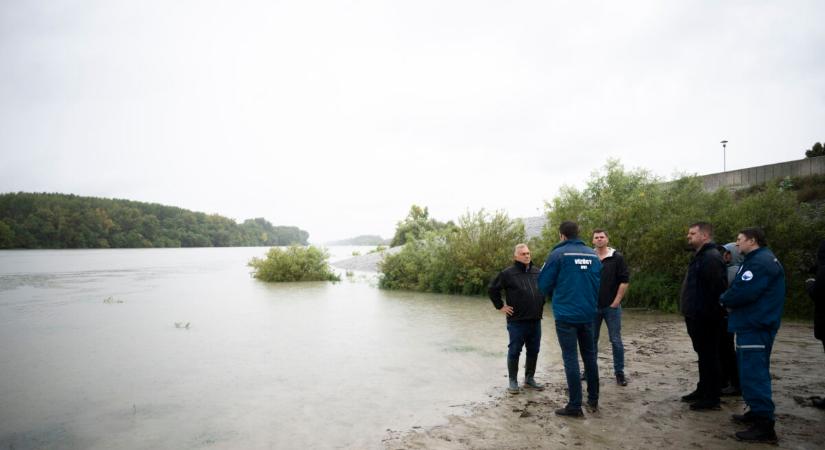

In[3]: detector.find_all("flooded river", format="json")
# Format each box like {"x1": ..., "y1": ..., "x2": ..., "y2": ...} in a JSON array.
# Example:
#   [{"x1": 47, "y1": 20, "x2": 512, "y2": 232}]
[{"x1": 0, "y1": 247, "x2": 563, "y2": 449}]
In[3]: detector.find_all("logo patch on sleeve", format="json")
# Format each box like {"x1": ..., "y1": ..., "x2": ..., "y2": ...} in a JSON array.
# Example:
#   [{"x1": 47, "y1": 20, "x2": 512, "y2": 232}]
[{"x1": 741, "y1": 270, "x2": 754, "y2": 281}]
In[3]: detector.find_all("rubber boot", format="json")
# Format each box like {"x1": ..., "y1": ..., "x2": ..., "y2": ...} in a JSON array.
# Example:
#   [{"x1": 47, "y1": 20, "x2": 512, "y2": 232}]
[
  {"x1": 507, "y1": 358, "x2": 520, "y2": 394},
  {"x1": 735, "y1": 417, "x2": 778, "y2": 444},
  {"x1": 523, "y1": 355, "x2": 545, "y2": 390}
]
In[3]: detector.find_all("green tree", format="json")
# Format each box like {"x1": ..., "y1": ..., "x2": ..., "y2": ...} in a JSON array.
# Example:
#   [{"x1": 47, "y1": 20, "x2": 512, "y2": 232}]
[
  {"x1": 805, "y1": 141, "x2": 824, "y2": 158},
  {"x1": 389, "y1": 205, "x2": 452, "y2": 247},
  {"x1": 0, "y1": 192, "x2": 310, "y2": 248},
  {"x1": 0, "y1": 220, "x2": 14, "y2": 248},
  {"x1": 532, "y1": 161, "x2": 822, "y2": 317}
]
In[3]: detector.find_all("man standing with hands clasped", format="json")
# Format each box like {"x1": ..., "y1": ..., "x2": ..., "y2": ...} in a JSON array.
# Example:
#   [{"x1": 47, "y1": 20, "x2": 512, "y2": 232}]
[
  {"x1": 721, "y1": 227, "x2": 785, "y2": 444},
  {"x1": 489, "y1": 243, "x2": 546, "y2": 395}
]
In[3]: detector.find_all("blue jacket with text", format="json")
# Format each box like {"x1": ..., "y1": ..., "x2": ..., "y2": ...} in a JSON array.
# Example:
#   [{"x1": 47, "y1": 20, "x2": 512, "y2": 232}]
[
  {"x1": 538, "y1": 239, "x2": 601, "y2": 324},
  {"x1": 720, "y1": 246, "x2": 786, "y2": 333}
]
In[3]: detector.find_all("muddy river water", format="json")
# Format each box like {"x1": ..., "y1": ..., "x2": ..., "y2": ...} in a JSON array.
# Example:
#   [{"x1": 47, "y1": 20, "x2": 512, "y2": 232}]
[{"x1": 1, "y1": 247, "x2": 566, "y2": 449}]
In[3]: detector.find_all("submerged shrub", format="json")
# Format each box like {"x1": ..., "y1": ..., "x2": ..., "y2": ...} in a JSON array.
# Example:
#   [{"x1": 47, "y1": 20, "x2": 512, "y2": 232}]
[
  {"x1": 248, "y1": 246, "x2": 340, "y2": 282},
  {"x1": 379, "y1": 210, "x2": 525, "y2": 296}
]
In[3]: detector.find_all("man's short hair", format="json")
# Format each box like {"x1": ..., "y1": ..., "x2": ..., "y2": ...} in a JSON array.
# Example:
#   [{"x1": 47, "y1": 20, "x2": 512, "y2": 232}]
[
  {"x1": 689, "y1": 221, "x2": 714, "y2": 238},
  {"x1": 559, "y1": 221, "x2": 579, "y2": 239},
  {"x1": 739, "y1": 227, "x2": 767, "y2": 247},
  {"x1": 514, "y1": 243, "x2": 529, "y2": 255},
  {"x1": 592, "y1": 228, "x2": 609, "y2": 238}
]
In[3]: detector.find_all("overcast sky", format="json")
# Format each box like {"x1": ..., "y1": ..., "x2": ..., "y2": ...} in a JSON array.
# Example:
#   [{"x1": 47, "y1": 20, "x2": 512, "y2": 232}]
[{"x1": 1, "y1": 1, "x2": 824, "y2": 243}]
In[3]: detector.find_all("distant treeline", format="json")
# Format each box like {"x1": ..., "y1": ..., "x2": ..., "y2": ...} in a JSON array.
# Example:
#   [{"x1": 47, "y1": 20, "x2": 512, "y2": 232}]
[{"x1": 0, "y1": 192, "x2": 309, "y2": 249}]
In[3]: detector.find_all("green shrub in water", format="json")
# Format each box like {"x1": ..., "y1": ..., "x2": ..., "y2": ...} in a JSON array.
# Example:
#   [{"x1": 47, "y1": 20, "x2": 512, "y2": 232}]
[
  {"x1": 379, "y1": 210, "x2": 525, "y2": 296},
  {"x1": 248, "y1": 246, "x2": 340, "y2": 282}
]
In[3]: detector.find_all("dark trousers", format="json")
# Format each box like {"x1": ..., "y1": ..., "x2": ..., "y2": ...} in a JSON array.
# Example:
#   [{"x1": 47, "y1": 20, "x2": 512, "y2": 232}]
[
  {"x1": 719, "y1": 317, "x2": 739, "y2": 389},
  {"x1": 593, "y1": 306, "x2": 624, "y2": 375},
  {"x1": 685, "y1": 316, "x2": 721, "y2": 402},
  {"x1": 556, "y1": 320, "x2": 599, "y2": 409},
  {"x1": 507, "y1": 319, "x2": 541, "y2": 360}
]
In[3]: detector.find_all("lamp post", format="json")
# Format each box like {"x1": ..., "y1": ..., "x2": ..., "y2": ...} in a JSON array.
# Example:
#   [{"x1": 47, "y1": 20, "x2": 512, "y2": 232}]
[{"x1": 720, "y1": 140, "x2": 728, "y2": 172}]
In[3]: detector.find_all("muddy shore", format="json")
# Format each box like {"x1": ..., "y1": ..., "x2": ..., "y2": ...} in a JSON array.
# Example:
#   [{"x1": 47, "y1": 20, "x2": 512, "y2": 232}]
[{"x1": 383, "y1": 315, "x2": 824, "y2": 450}]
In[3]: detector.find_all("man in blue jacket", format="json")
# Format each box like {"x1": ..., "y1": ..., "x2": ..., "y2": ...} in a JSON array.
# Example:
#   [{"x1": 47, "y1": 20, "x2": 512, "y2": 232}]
[
  {"x1": 720, "y1": 227, "x2": 785, "y2": 444},
  {"x1": 538, "y1": 221, "x2": 601, "y2": 417}
]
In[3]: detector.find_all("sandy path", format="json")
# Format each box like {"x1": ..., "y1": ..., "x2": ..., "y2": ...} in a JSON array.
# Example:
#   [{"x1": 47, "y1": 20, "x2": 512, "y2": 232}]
[{"x1": 383, "y1": 315, "x2": 824, "y2": 449}]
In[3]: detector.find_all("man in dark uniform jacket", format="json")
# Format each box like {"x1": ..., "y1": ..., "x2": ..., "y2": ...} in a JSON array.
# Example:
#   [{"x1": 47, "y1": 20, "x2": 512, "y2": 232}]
[
  {"x1": 489, "y1": 243, "x2": 546, "y2": 394},
  {"x1": 721, "y1": 227, "x2": 785, "y2": 443}
]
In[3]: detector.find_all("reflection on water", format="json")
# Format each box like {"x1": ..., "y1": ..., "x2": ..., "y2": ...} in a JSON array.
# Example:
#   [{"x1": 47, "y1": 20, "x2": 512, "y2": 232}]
[{"x1": 1, "y1": 247, "x2": 560, "y2": 449}]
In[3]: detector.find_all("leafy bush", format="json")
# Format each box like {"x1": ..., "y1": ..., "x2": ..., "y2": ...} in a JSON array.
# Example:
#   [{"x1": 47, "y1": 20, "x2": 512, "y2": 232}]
[
  {"x1": 379, "y1": 233, "x2": 446, "y2": 292},
  {"x1": 248, "y1": 246, "x2": 340, "y2": 282},
  {"x1": 624, "y1": 272, "x2": 681, "y2": 313},
  {"x1": 530, "y1": 160, "x2": 824, "y2": 318},
  {"x1": 389, "y1": 204, "x2": 454, "y2": 247},
  {"x1": 380, "y1": 210, "x2": 525, "y2": 295}
]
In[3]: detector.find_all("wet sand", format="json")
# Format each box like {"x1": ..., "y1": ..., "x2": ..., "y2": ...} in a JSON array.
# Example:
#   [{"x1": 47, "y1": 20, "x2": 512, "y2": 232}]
[{"x1": 383, "y1": 314, "x2": 824, "y2": 449}]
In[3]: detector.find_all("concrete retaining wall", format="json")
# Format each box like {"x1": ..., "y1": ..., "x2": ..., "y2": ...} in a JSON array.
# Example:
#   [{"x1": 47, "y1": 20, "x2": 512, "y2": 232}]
[{"x1": 700, "y1": 156, "x2": 825, "y2": 191}]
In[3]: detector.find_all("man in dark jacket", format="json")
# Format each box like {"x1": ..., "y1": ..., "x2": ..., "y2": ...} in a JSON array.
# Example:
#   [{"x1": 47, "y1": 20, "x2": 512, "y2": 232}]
[
  {"x1": 805, "y1": 240, "x2": 825, "y2": 409},
  {"x1": 720, "y1": 227, "x2": 785, "y2": 443},
  {"x1": 680, "y1": 222, "x2": 728, "y2": 411},
  {"x1": 591, "y1": 229, "x2": 630, "y2": 386},
  {"x1": 489, "y1": 243, "x2": 546, "y2": 394},
  {"x1": 538, "y1": 221, "x2": 601, "y2": 417},
  {"x1": 806, "y1": 240, "x2": 825, "y2": 353}
]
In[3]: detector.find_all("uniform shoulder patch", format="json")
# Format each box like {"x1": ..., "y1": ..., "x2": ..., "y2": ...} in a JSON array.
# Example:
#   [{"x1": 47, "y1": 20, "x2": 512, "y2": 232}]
[{"x1": 741, "y1": 270, "x2": 754, "y2": 281}]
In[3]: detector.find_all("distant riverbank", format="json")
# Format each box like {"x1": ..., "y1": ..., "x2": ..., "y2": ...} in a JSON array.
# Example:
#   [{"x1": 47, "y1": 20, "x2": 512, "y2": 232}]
[{"x1": 332, "y1": 246, "x2": 404, "y2": 272}]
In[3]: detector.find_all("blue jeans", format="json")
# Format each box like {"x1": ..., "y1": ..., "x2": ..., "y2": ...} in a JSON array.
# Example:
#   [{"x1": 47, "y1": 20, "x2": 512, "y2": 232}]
[
  {"x1": 507, "y1": 319, "x2": 541, "y2": 360},
  {"x1": 736, "y1": 329, "x2": 777, "y2": 420},
  {"x1": 556, "y1": 320, "x2": 599, "y2": 409},
  {"x1": 593, "y1": 306, "x2": 624, "y2": 375}
]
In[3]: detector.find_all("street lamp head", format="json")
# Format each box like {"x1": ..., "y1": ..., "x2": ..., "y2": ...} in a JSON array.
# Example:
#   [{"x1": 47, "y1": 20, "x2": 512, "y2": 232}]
[{"x1": 720, "y1": 140, "x2": 728, "y2": 172}]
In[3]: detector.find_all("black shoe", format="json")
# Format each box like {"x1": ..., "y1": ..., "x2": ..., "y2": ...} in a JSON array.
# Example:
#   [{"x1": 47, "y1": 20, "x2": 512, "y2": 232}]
[
  {"x1": 616, "y1": 373, "x2": 627, "y2": 386},
  {"x1": 720, "y1": 384, "x2": 741, "y2": 396},
  {"x1": 681, "y1": 389, "x2": 701, "y2": 403},
  {"x1": 735, "y1": 419, "x2": 778, "y2": 444},
  {"x1": 689, "y1": 399, "x2": 721, "y2": 411},
  {"x1": 555, "y1": 406, "x2": 584, "y2": 417},
  {"x1": 731, "y1": 411, "x2": 758, "y2": 425}
]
